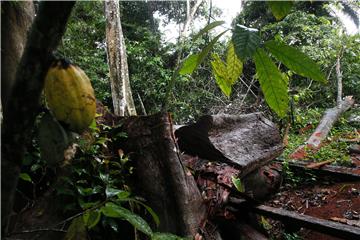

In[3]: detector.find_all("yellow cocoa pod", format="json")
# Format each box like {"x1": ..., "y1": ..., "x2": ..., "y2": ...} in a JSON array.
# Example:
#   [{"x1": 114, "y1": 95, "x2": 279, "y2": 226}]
[{"x1": 44, "y1": 60, "x2": 96, "y2": 133}]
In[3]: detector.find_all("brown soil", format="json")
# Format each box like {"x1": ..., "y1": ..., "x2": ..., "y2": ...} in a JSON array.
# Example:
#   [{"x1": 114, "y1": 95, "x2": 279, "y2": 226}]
[{"x1": 265, "y1": 181, "x2": 360, "y2": 240}]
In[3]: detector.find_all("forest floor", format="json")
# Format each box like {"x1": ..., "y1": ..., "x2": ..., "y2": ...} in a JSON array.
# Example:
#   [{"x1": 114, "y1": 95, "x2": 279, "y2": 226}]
[
  {"x1": 264, "y1": 180, "x2": 359, "y2": 239},
  {"x1": 261, "y1": 150, "x2": 360, "y2": 240}
]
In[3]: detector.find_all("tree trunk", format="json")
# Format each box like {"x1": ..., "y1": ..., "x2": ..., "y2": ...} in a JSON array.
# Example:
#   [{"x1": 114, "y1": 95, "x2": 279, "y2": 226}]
[
  {"x1": 119, "y1": 113, "x2": 206, "y2": 237},
  {"x1": 290, "y1": 96, "x2": 355, "y2": 159},
  {"x1": 1, "y1": 1, "x2": 75, "y2": 233},
  {"x1": 336, "y1": 50, "x2": 343, "y2": 106},
  {"x1": 180, "y1": 0, "x2": 203, "y2": 39},
  {"x1": 1, "y1": 1, "x2": 35, "y2": 107},
  {"x1": 104, "y1": 0, "x2": 137, "y2": 117}
]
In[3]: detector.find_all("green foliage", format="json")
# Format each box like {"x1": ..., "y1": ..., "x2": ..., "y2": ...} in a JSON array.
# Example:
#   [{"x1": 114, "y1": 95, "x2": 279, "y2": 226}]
[
  {"x1": 60, "y1": 1, "x2": 110, "y2": 103},
  {"x1": 152, "y1": 232, "x2": 189, "y2": 240},
  {"x1": 197, "y1": 30, "x2": 229, "y2": 66},
  {"x1": 281, "y1": 160, "x2": 302, "y2": 186},
  {"x1": 268, "y1": 1, "x2": 294, "y2": 21},
  {"x1": 341, "y1": 35, "x2": 360, "y2": 99},
  {"x1": 265, "y1": 40, "x2": 327, "y2": 83},
  {"x1": 282, "y1": 108, "x2": 357, "y2": 168},
  {"x1": 179, "y1": 30, "x2": 228, "y2": 76},
  {"x1": 236, "y1": 2, "x2": 359, "y2": 113},
  {"x1": 211, "y1": 54, "x2": 232, "y2": 96},
  {"x1": 64, "y1": 216, "x2": 88, "y2": 240},
  {"x1": 83, "y1": 210, "x2": 101, "y2": 229},
  {"x1": 232, "y1": 24, "x2": 261, "y2": 61},
  {"x1": 101, "y1": 202, "x2": 153, "y2": 236},
  {"x1": 226, "y1": 42, "x2": 243, "y2": 84},
  {"x1": 125, "y1": 25, "x2": 172, "y2": 114},
  {"x1": 231, "y1": 176, "x2": 245, "y2": 192},
  {"x1": 192, "y1": 20, "x2": 225, "y2": 42},
  {"x1": 186, "y1": 6, "x2": 330, "y2": 118},
  {"x1": 19, "y1": 173, "x2": 32, "y2": 182},
  {"x1": 260, "y1": 11, "x2": 351, "y2": 107},
  {"x1": 179, "y1": 54, "x2": 200, "y2": 75},
  {"x1": 210, "y1": 42, "x2": 243, "y2": 97},
  {"x1": 235, "y1": 1, "x2": 275, "y2": 29},
  {"x1": 253, "y1": 48, "x2": 289, "y2": 117},
  {"x1": 53, "y1": 120, "x2": 161, "y2": 238},
  {"x1": 283, "y1": 232, "x2": 303, "y2": 240}
]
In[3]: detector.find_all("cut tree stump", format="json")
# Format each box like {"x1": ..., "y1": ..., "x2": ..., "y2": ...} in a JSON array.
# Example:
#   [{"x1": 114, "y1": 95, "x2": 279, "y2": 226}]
[{"x1": 119, "y1": 113, "x2": 206, "y2": 237}]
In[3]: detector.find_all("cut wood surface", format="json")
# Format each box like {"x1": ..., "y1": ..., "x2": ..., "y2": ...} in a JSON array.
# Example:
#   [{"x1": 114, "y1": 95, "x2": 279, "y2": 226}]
[
  {"x1": 176, "y1": 113, "x2": 283, "y2": 176},
  {"x1": 290, "y1": 96, "x2": 355, "y2": 159},
  {"x1": 209, "y1": 113, "x2": 283, "y2": 175}
]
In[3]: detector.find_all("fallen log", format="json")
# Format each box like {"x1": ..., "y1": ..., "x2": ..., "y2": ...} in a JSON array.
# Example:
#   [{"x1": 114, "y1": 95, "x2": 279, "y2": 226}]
[
  {"x1": 276, "y1": 159, "x2": 360, "y2": 180},
  {"x1": 306, "y1": 159, "x2": 335, "y2": 169},
  {"x1": 290, "y1": 96, "x2": 355, "y2": 159},
  {"x1": 251, "y1": 205, "x2": 360, "y2": 240}
]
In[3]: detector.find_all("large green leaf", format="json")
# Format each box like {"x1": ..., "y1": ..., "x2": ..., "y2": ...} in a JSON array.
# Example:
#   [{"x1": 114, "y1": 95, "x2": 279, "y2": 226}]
[
  {"x1": 254, "y1": 48, "x2": 289, "y2": 118},
  {"x1": 179, "y1": 54, "x2": 199, "y2": 75},
  {"x1": 179, "y1": 30, "x2": 228, "y2": 75},
  {"x1": 231, "y1": 176, "x2": 245, "y2": 193},
  {"x1": 192, "y1": 21, "x2": 225, "y2": 41},
  {"x1": 268, "y1": 1, "x2": 294, "y2": 20},
  {"x1": 76, "y1": 185, "x2": 102, "y2": 196},
  {"x1": 226, "y1": 42, "x2": 243, "y2": 84},
  {"x1": 19, "y1": 173, "x2": 32, "y2": 182},
  {"x1": 265, "y1": 40, "x2": 327, "y2": 83},
  {"x1": 116, "y1": 197, "x2": 160, "y2": 227},
  {"x1": 64, "y1": 217, "x2": 88, "y2": 240},
  {"x1": 101, "y1": 202, "x2": 153, "y2": 236},
  {"x1": 152, "y1": 232, "x2": 188, "y2": 240},
  {"x1": 105, "y1": 187, "x2": 124, "y2": 198},
  {"x1": 38, "y1": 112, "x2": 69, "y2": 168},
  {"x1": 83, "y1": 210, "x2": 101, "y2": 229},
  {"x1": 197, "y1": 30, "x2": 229, "y2": 67},
  {"x1": 211, "y1": 54, "x2": 231, "y2": 97},
  {"x1": 232, "y1": 24, "x2": 261, "y2": 61}
]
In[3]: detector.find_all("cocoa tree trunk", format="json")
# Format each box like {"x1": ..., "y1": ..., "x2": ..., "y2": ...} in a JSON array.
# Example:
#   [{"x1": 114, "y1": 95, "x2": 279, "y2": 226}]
[
  {"x1": 1, "y1": 1, "x2": 35, "y2": 107},
  {"x1": 1, "y1": 1, "x2": 75, "y2": 233},
  {"x1": 104, "y1": 0, "x2": 137, "y2": 116}
]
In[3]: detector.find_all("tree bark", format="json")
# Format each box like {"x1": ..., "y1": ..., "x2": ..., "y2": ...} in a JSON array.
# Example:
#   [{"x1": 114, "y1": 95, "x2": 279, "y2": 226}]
[
  {"x1": 1, "y1": 1, "x2": 75, "y2": 233},
  {"x1": 105, "y1": 0, "x2": 137, "y2": 116},
  {"x1": 1, "y1": 1, "x2": 35, "y2": 107},
  {"x1": 336, "y1": 49, "x2": 343, "y2": 106},
  {"x1": 180, "y1": 0, "x2": 203, "y2": 39},
  {"x1": 290, "y1": 96, "x2": 355, "y2": 159},
  {"x1": 119, "y1": 113, "x2": 206, "y2": 237}
]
